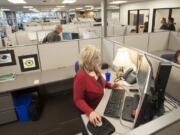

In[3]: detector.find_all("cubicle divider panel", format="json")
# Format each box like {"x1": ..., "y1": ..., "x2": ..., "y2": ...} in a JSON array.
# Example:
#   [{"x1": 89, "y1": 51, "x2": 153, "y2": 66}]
[
  {"x1": 106, "y1": 36, "x2": 124, "y2": 44},
  {"x1": 16, "y1": 31, "x2": 38, "y2": 46},
  {"x1": 166, "y1": 65, "x2": 180, "y2": 102},
  {"x1": 148, "y1": 32, "x2": 169, "y2": 53},
  {"x1": 0, "y1": 45, "x2": 40, "y2": 75},
  {"x1": 39, "y1": 41, "x2": 79, "y2": 71},
  {"x1": 102, "y1": 39, "x2": 114, "y2": 66},
  {"x1": 125, "y1": 33, "x2": 149, "y2": 51},
  {"x1": 113, "y1": 26, "x2": 126, "y2": 36},
  {"x1": 168, "y1": 32, "x2": 180, "y2": 51},
  {"x1": 79, "y1": 38, "x2": 101, "y2": 52},
  {"x1": 107, "y1": 26, "x2": 114, "y2": 37}
]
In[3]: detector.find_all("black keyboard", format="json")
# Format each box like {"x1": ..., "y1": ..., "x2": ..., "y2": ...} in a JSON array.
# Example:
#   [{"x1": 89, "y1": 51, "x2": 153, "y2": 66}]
[
  {"x1": 104, "y1": 89, "x2": 125, "y2": 118},
  {"x1": 122, "y1": 94, "x2": 140, "y2": 122}
]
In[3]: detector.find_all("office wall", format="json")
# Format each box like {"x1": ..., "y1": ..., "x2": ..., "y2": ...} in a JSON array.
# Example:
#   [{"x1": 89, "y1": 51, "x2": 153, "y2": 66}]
[
  {"x1": 119, "y1": 0, "x2": 180, "y2": 32},
  {"x1": 106, "y1": 36, "x2": 124, "y2": 44}
]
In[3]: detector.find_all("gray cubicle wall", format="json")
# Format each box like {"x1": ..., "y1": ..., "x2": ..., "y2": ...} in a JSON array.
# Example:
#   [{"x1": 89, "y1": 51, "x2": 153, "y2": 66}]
[
  {"x1": 102, "y1": 39, "x2": 114, "y2": 66},
  {"x1": 38, "y1": 41, "x2": 79, "y2": 71},
  {"x1": 168, "y1": 32, "x2": 180, "y2": 51},
  {"x1": 148, "y1": 32, "x2": 169, "y2": 53},
  {"x1": 125, "y1": 33, "x2": 149, "y2": 51},
  {"x1": 106, "y1": 36, "x2": 124, "y2": 44},
  {"x1": 0, "y1": 45, "x2": 40, "y2": 75},
  {"x1": 78, "y1": 38, "x2": 101, "y2": 52},
  {"x1": 166, "y1": 64, "x2": 180, "y2": 101}
]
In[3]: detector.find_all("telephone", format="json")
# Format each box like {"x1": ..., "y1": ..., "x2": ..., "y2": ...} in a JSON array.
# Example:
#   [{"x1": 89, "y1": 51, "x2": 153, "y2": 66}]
[{"x1": 122, "y1": 68, "x2": 137, "y2": 84}]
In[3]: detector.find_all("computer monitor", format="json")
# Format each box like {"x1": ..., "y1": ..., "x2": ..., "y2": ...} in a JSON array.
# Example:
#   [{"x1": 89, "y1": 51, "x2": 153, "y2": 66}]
[
  {"x1": 154, "y1": 62, "x2": 172, "y2": 116},
  {"x1": 71, "y1": 33, "x2": 79, "y2": 39},
  {"x1": 134, "y1": 54, "x2": 154, "y2": 128},
  {"x1": 134, "y1": 56, "x2": 172, "y2": 128},
  {"x1": 63, "y1": 32, "x2": 72, "y2": 40}
]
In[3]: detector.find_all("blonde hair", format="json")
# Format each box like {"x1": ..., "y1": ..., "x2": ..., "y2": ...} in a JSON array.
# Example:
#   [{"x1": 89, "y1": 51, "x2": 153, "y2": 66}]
[{"x1": 80, "y1": 46, "x2": 100, "y2": 72}]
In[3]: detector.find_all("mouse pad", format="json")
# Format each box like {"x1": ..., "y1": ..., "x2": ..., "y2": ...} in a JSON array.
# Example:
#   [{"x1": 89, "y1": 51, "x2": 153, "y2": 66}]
[{"x1": 87, "y1": 116, "x2": 115, "y2": 135}]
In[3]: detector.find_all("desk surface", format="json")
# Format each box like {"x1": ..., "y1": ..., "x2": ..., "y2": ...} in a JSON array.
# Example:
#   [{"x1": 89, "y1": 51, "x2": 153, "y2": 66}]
[
  {"x1": 81, "y1": 70, "x2": 180, "y2": 135},
  {"x1": 0, "y1": 66, "x2": 75, "y2": 93}
]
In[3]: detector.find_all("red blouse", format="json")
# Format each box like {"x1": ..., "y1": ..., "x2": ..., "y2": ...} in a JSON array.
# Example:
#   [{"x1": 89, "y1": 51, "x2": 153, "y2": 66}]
[{"x1": 73, "y1": 69, "x2": 113, "y2": 116}]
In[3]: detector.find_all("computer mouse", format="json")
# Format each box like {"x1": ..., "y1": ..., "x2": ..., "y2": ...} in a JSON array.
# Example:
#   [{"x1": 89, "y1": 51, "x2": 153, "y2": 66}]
[
  {"x1": 96, "y1": 121, "x2": 103, "y2": 127},
  {"x1": 87, "y1": 116, "x2": 115, "y2": 135}
]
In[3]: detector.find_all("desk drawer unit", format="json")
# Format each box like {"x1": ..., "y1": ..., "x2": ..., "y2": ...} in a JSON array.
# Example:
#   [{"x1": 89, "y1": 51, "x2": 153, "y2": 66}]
[
  {"x1": 0, "y1": 92, "x2": 17, "y2": 124},
  {"x1": 0, "y1": 109, "x2": 17, "y2": 124},
  {"x1": 0, "y1": 93, "x2": 14, "y2": 111}
]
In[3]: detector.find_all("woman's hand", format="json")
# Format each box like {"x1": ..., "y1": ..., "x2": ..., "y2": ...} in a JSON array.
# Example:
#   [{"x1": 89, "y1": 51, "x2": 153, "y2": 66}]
[
  {"x1": 89, "y1": 111, "x2": 102, "y2": 126},
  {"x1": 111, "y1": 82, "x2": 121, "y2": 89},
  {"x1": 94, "y1": 64, "x2": 101, "y2": 76}
]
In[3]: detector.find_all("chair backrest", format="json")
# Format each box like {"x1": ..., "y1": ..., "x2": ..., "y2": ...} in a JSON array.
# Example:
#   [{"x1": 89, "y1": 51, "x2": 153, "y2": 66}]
[
  {"x1": 161, "y1": 53, "x2": 175, "y2": 61},
  {"x1": 75, "y1": 61, "x2": 80, "y2": 73}
]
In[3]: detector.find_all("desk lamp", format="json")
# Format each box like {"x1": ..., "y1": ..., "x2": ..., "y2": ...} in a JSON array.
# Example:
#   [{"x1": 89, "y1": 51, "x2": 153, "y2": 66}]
[{"x1": 113, "y1": 48, "x2": 132, "y2": 78}]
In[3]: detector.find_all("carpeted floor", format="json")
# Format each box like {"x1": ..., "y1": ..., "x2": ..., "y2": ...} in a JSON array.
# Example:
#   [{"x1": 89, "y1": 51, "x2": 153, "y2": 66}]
[{"x1": 0, "y1": 90, "x2": 88, "y2": 135}]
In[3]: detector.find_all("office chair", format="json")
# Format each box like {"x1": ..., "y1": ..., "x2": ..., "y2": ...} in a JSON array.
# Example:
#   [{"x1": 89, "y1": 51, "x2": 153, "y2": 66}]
[
  {"x1": 75, "y1": 61, "x2": 80, "y2": 73},
  {"x1": 161, "y1": 53, "x2": 175, "y2": 61}
]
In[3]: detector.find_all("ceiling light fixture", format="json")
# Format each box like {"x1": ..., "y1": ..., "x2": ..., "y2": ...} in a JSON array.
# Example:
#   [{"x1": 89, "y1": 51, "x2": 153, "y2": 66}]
[
  {"x1": 76, "y1": 7, "x2": 83, "y2": 10},
  {"x1": 8, "y1": 0, "x2": 26, "y2": 4},
  {"x1": 110, "y1": 0, "x2": 127, "y2": 4},
  {"x1": 2, "y1": 8, "x2": 10, "y2": 11},
  {"x1": 23, "y1": 6, "x2": 33, "y2": 9},
  {"x1": 62, "y1": 0, "x2": 76, "y2": 4},
  {"x1": 56, "y1": 6, "x2": 65, "y2": 8}
]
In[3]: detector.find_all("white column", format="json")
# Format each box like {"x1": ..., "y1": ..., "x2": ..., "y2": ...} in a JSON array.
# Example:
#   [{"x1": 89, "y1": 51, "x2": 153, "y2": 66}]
[{"x1": 101, "y1": 0, "x2": 108, "y2": 37}]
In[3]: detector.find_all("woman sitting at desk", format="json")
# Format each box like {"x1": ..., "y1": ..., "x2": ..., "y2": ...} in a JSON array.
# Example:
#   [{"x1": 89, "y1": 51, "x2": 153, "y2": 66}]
[
  {"x1": 174, "y1": 50, "x2": 180, "y2": 64},
  {"x1": 73, "y1": 46, "x2": 119, "y2": 126}
]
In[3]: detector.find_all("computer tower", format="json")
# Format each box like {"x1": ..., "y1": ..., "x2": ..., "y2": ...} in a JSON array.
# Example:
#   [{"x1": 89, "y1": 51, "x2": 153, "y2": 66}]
[{"x1": 155, "y1": 62, "x2": 172, "y2": 115}]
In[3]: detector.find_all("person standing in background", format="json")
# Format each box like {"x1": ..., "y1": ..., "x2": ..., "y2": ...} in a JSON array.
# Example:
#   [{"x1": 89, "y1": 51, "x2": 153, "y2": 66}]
[
  {"x1": 42, "y1": 24, "x2": 62, "y2": 43},
  {"x1": 167, "y1": 17, "x2": 176, "y2": 31},
  {"x1": 160, "y1": 17, "x2": 168, "y2": 30}
]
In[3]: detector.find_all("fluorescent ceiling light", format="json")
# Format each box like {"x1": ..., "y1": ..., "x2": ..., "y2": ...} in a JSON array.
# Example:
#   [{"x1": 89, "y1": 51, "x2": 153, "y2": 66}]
[
  {"x1": 29, "y1": 8, "x2": 39, "y2": 12},
  {"x1": 76, "y1": 7, "x2": 83, "y2": 10},
  {"x1": 62, "y1": 0, "x2": 76, "y2": 4},
  {"x1": 110, "y1": 0, "x2": 127, "y2": 4},
  {"x1": 108, "y1": 5, "x2": 119, "y2": 9},
  {"x1": 85, "y1": 5, "x2": 93, "y2": 8},
  {"x1": 23, "y1": 6, "x2": 33, "y2": 9},
  {"x1": 8, "y1": 0, "x2": 26, "y2": 4},
  {"x1": 2, "y1": 8, "x2": 10, "y2": 11},
  {"x1": 56, "y1": 6, "x2": 65, "y2": 8},
  {"x1": 69, "y1": 9, "x2": 75, "y2": 11}
]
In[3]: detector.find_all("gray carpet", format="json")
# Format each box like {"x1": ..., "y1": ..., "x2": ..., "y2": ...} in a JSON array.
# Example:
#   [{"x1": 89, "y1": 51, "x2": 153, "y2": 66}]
[{"x1": 0, "y1": 90, "x2": 88, "y2": 135}]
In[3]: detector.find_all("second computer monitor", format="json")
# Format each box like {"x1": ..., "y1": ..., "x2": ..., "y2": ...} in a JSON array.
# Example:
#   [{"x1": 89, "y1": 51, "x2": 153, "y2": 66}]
[{"x1": 134, "y1": 54, "x2": 153, "y2": 128}]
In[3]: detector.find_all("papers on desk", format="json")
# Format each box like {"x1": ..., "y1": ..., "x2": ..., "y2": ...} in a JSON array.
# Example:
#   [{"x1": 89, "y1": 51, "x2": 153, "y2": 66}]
[{"x1": 0, "y1": 73, "x2": 15, "y2": 82}]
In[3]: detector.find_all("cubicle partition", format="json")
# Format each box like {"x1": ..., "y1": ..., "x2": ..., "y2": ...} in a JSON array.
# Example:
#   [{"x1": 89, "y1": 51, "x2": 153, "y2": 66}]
[
  {"x1": 124, "y1": 33, "x2": 149, "y2": 51},
  {"x1": 0, "y1": 45, "x2": 40, "y2": 75},
  {"x1": 78, "y1": 38, "x2": 101, "y2": 52},
  {"x1": 38, "y1": 40, "x2": 79, "y2": 71},
  {"x1": 148, "y1": 32, "x2": 170, "y2": 53},
  {"x1": 168, "y1": 32, "x2": 180, "y2": 51}
]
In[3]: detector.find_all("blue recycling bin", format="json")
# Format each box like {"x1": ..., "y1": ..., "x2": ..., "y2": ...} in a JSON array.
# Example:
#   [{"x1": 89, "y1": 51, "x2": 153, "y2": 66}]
[{"x1": 14, "y1": 95, "x2": 32, "y2": 122}]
